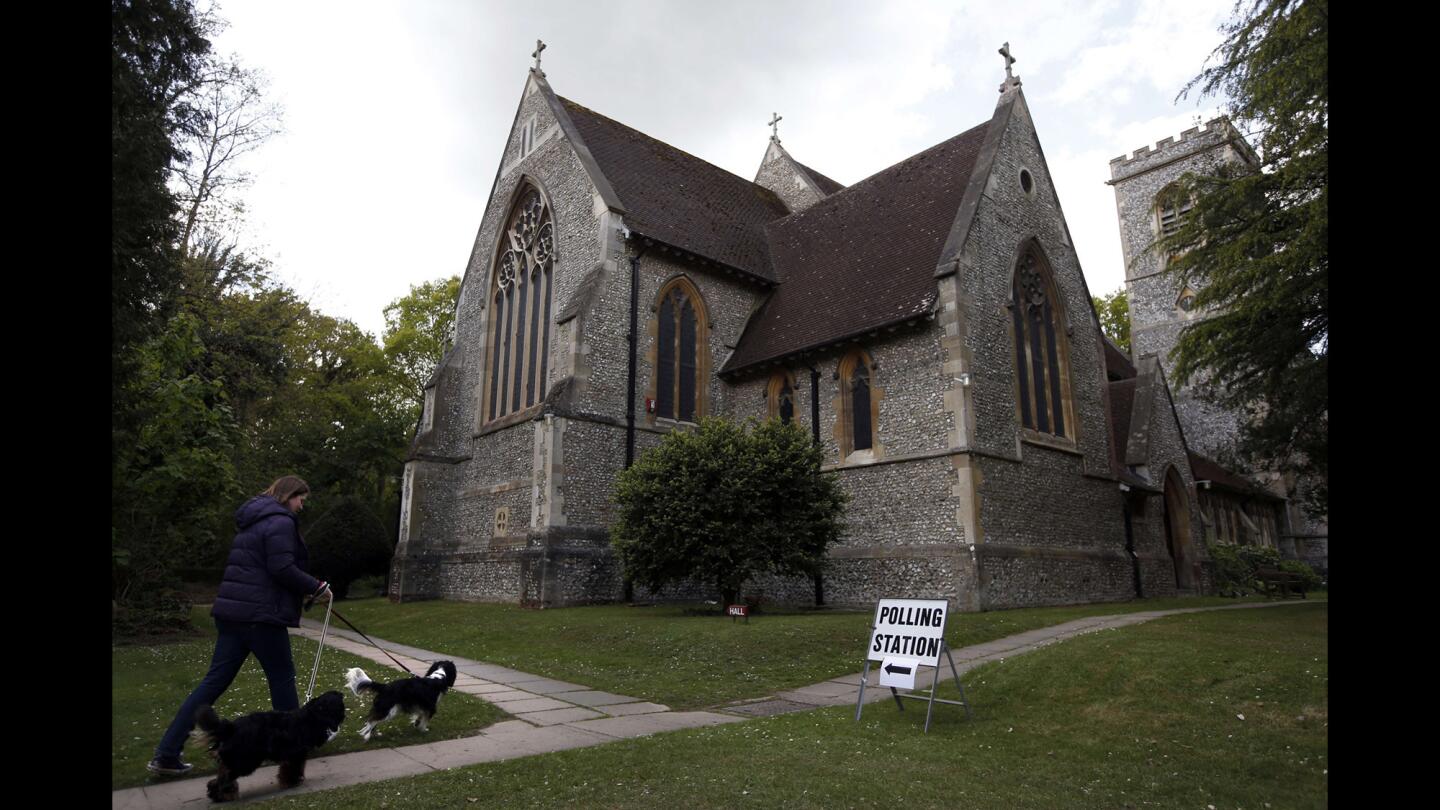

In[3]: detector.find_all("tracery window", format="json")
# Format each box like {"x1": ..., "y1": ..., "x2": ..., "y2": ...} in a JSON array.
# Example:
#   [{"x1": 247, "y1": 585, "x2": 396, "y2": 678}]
[
  {"x1": 1009, "y1": 244, "x2": 1073, "y2": 439},
  {"x1": 653, "y1": 278, "x2": 707, "y2": 422},
  {"x1": 484, "y1": 184, "x2": 554, "y2": 423},
  {"x1": 839, "y1": 349, "x2": 876, "y2": 457},
  {"x1": 767, "y1": 371, "x2": 795, "y2": 425}
]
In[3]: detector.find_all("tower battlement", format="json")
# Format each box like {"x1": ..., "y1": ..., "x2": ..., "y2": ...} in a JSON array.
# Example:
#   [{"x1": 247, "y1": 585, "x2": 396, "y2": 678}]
[{"x1": 1109, "y1": 117, "x2": 1253, "y2": 181}]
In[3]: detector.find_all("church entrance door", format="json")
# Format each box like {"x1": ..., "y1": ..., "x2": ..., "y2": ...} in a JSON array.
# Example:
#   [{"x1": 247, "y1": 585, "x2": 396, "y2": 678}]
[{"x1": 1163, "y1": 467, "x2": 1195, "y2": 590}]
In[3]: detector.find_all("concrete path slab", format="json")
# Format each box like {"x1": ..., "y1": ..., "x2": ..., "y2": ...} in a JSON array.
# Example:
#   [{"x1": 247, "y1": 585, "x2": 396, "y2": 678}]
[
  {"x1": 475, "y1": 688, "x2": 537, "y2": 704},
  {"x1": 456, "y1": 663, "x2": 536, "y2": 681},
  {"x1": 505, "y1": 677, "x2": 590, "y2": 694},
  {"x1": 478, "y1": 723, "x2": 616, "y2": 756},
  {"x1": 598, "y1": 701, "x2": 670, "y2": 716},
  {"x1": 454, "y1": 682, "x2": 513, "y2": 695},
  {"x1": 569, "y1": 711, "x2": 743, "y2": 739},
  {"x1": 516, "y1": 706, "x2": 607, "y2": 725},
  {"x1": 781, "y1": 680, "x2": 858, "y2": 699},
  {"x1": 557, "y1": 690, "x2": 643, "y2": 707},
  {"x1": 500, "y1": 696, "x2": 578, "y2": 714}
]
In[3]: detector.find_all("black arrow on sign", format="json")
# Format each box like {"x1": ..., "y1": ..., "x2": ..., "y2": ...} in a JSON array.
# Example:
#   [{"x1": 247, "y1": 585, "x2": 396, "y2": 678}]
[{"x1": 884, "y1": 662, "x2": 912, "y2": 675}]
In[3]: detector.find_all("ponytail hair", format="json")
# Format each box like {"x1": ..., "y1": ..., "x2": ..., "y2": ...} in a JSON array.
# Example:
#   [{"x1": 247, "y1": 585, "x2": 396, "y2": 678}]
[{"x1": 262, "y1": 475, "x2": 310, "y2": 504}]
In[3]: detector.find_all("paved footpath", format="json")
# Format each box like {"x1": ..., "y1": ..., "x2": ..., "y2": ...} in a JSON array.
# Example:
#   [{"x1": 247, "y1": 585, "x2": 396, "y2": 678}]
[{"x1": 113, "y1": 599, "x2": 1316, "y2": 808}]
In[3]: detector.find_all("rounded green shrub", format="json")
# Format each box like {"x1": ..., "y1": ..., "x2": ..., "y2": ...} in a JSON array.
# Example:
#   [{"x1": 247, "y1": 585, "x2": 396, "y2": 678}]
[{"x1": 305, "y1": 497, "x2": 394, "y2": 599}]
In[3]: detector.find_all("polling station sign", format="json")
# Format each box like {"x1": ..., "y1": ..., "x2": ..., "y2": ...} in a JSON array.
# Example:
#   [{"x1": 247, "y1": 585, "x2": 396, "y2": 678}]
[{"x1": 866, "y1": 598, "x2": 949, "y2": 666}]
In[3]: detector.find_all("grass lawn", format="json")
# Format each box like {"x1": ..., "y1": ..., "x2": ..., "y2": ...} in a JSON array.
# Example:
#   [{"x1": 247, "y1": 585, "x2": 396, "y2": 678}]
[
  {"x1": 252, "y1": 601, "x2": 1327, "y2": 809},
  {"x1": 112, "y1": 608, "x2": 510, "y2": 791},
  {"x1": 325, "y1": 594, "x2": 1308, "y2": 710}
]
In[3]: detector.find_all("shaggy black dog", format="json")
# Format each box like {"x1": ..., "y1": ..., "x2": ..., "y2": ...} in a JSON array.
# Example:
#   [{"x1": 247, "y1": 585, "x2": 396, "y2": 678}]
[
  {"x1": 192, "y1": 691, "x2": 346, "y2": 803},
  {"x1": 345, "y1": 661, "x2": 457, "y2": 741}
]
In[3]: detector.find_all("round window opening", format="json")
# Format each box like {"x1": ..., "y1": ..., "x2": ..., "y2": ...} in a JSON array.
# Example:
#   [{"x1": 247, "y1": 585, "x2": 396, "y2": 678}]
[{"x1": 1020, "y1": 169, "x2": 1034, "y2": 194}]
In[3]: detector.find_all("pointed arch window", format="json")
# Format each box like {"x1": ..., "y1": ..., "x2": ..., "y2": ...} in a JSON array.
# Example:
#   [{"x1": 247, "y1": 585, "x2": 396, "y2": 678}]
[
  {"x1": 839, "y1": 349, "x2": 876, "y2": 458},
  {"x1": 767, "y1": 371, "x2": 795, "y2": 425},
  {"x1": 1009, "y1": 245, "x2": 1073, "y2": 440},
  {"x1": 653, "y1": 278, "x2": 708, "y2": 422},
  {"x1": 484, "y1": 184, "x2": 554, "y2": 423}
]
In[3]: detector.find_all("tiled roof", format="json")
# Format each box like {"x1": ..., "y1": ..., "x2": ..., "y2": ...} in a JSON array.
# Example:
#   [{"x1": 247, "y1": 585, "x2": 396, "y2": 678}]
[
  {"x1": 793, "y1": 158, "x2": 846, "y2": 195},
  {"x1": 723, "y1": 121, "x2": 991, "y2": 373},
  {"x1": 559, "y1": 98, "x2": 790, "y2": 282},
  {"x1": 1188, "y1": 451, "x2": 1284, "y2": 500}
]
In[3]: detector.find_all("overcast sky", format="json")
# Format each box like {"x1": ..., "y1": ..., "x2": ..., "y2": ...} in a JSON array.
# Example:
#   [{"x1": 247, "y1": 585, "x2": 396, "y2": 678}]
[{"x1": 208, "y1": 0, "x2": 1236, "y2": 341}]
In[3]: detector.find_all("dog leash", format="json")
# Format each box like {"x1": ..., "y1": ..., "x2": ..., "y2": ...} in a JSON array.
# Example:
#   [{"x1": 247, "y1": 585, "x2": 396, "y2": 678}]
[
  {"x1": 327, "y1": 606, "x2": 415, "y2": 676},
  {"x1": 303, "y1": 596, "x2": 334, "y2": 703}
]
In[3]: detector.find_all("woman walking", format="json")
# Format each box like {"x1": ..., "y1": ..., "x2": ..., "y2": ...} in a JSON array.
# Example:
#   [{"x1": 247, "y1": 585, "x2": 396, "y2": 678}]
[{"x1": 148, "y1": 475, "x2": 332, "y2": 777}]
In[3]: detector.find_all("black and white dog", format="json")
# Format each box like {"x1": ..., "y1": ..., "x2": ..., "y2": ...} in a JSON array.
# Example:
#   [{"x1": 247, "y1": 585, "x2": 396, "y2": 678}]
[
  {"x1": 344, "y1": 661, "x2": 458, "y2": 741},
  {"x1": 192, "y1": 691, "x2": 346, "y2": 803}
]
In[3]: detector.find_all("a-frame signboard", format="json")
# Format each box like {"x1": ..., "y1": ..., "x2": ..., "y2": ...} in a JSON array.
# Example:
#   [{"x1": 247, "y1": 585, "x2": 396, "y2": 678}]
[{"x1": 854, "y1": 597, "x2": 971, "y2": 732}]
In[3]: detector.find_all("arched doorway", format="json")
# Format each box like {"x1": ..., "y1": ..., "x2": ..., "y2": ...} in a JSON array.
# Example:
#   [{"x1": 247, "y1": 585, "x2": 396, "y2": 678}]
[{"x1": 1162, "y1": 466, "x2": 1195, "y2": 590}]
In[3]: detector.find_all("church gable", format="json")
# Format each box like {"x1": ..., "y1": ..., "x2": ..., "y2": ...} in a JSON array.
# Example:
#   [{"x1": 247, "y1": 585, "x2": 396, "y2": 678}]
[
  {"x1": 945, "y1": 88, "x2": 1110, "y2": 470},
  {"x1": 752, "y1": 136, "x2": 845, "y2": 214},
  {"x1": 723, "y1": 121, "x2": 990, "y2": 375}
]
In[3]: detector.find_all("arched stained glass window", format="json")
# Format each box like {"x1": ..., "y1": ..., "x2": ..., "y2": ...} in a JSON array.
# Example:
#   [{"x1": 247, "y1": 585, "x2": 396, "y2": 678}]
[
  {"x1": 484, "y1": 184, "x2": 554, "y2": 423},
  {"x1": 767, "y1": 371, "x2": 795, "y2": 425},
  {"x1": 839, "y1": 350, "x2": 876, "y2": 457},
  {"x1": 1009, "y1": 244, "x2": 1072, "y2": 439},
  {"x1": 653, "y1": 278, "x2": 707, "y2": 422}
]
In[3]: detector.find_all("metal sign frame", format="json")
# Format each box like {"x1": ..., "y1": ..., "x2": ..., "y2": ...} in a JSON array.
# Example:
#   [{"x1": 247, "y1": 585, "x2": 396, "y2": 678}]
[{"x1": 854, "y1": 597, "x2": 972, "y2": 733}]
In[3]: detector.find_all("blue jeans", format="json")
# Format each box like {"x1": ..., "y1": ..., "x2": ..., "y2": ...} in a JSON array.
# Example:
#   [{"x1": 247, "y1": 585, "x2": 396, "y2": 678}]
[{"x1": 154, "y1": 619, "x2": 299, "y2": 761}]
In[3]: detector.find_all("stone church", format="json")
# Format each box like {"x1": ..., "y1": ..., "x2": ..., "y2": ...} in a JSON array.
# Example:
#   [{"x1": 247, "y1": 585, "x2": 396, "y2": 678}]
[{"x1": 389, "y1": 50, "x2": 1307, "y2": 610}]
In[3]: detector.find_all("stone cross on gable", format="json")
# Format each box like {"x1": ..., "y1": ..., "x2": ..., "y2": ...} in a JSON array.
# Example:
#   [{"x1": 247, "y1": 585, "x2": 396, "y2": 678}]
[
  {"x1": 997, "y1": 42, "x2": 1021, "y2": 93},
  {"x1": 769, "y1": 112, "x2": 783, "y2": 141},
  {"x1": 999, "y1": 42, "x2": 1016, "y2": 79},
  {"x1": 532, "y1": 39, "x2": 546, "y2": 75}
]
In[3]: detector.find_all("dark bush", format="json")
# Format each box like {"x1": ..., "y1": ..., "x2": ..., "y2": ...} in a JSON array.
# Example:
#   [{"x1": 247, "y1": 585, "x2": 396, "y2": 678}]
[
  {"x1": 1277, "y1": 559, "x2": 1322, "y2": 591},
  {"x1": 1207, "y1": 543, "x2": 1252, "y2": 596},
  {"x1": 305, "y1": 497, "x2": 394, "y2": 599}
]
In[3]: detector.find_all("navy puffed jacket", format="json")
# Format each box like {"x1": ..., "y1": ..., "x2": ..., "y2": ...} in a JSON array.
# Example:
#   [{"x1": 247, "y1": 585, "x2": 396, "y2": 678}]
[{"x1": 211, "y1": 495, "x2": 324, "y2": 628}]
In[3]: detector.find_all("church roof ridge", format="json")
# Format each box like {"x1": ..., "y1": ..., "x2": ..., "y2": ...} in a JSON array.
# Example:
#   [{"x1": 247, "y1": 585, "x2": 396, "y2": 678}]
[
  {"x1": 557, "y1": 95, "x2": 789, "y2": 281},
  {"x1": 791, "y1": 157, "x2": 845, "y2": 195},
  {"x1": 557, "y1": 96, "x2": 774, "y2": 194},
  {"x1": 771, "y1": 120, "x2": 990, "y2": 227}
]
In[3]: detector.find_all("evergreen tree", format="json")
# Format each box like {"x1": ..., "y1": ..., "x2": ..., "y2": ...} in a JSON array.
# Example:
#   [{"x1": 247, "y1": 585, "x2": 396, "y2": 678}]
[
  {"x1": 1163, "y1": 0, "x2": 1327, "y2": 514},
  {"x1": 112, "y1": 0, "x2": 210, "y2": 373}
]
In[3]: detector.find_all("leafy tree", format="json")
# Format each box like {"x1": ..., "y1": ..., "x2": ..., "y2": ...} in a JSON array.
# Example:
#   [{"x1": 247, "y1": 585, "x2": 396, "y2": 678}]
[
  {"x1": 1163, "y1": 0, "x2": 1327, "y2": 515},
  {"x1": 382, "y1": 276, "x2": 461, "y2": 408},
  {"x1": 611, "y1": 418, "x2": 847, "y2": 607},
  {"x1": 112, "y1": 312, "x2": 242, "y2": 613},
  {"x1": 1092, "y1": 289, "x2": 1131, "y2": 354}
]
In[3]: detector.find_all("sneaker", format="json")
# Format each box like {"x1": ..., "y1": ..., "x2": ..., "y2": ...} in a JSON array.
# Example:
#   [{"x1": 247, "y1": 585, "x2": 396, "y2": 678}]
[{"x1": 147, "y1": 757, "x2": 193, "y2": 777}]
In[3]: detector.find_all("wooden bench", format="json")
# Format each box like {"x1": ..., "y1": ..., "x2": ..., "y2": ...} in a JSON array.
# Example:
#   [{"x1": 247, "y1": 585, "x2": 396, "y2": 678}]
[{"x1": 1255, "y1": 567, "x2": 1308, "y2": 599}]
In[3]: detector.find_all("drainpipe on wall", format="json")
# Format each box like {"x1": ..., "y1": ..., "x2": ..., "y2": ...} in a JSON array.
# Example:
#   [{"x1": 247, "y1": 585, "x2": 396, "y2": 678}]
[
  {"x1": 1121, "y1": 484, "x2": 1144, "y2": 599},
  {"x1": 622, "y1": 242, "x2": 649, "y2": 604},
  {"x1": 625, "y1": 243, "x2": 650, "y2": 470},
  {"x1": 801, "y1": 358, "x2": 824, "y2": 606}
]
